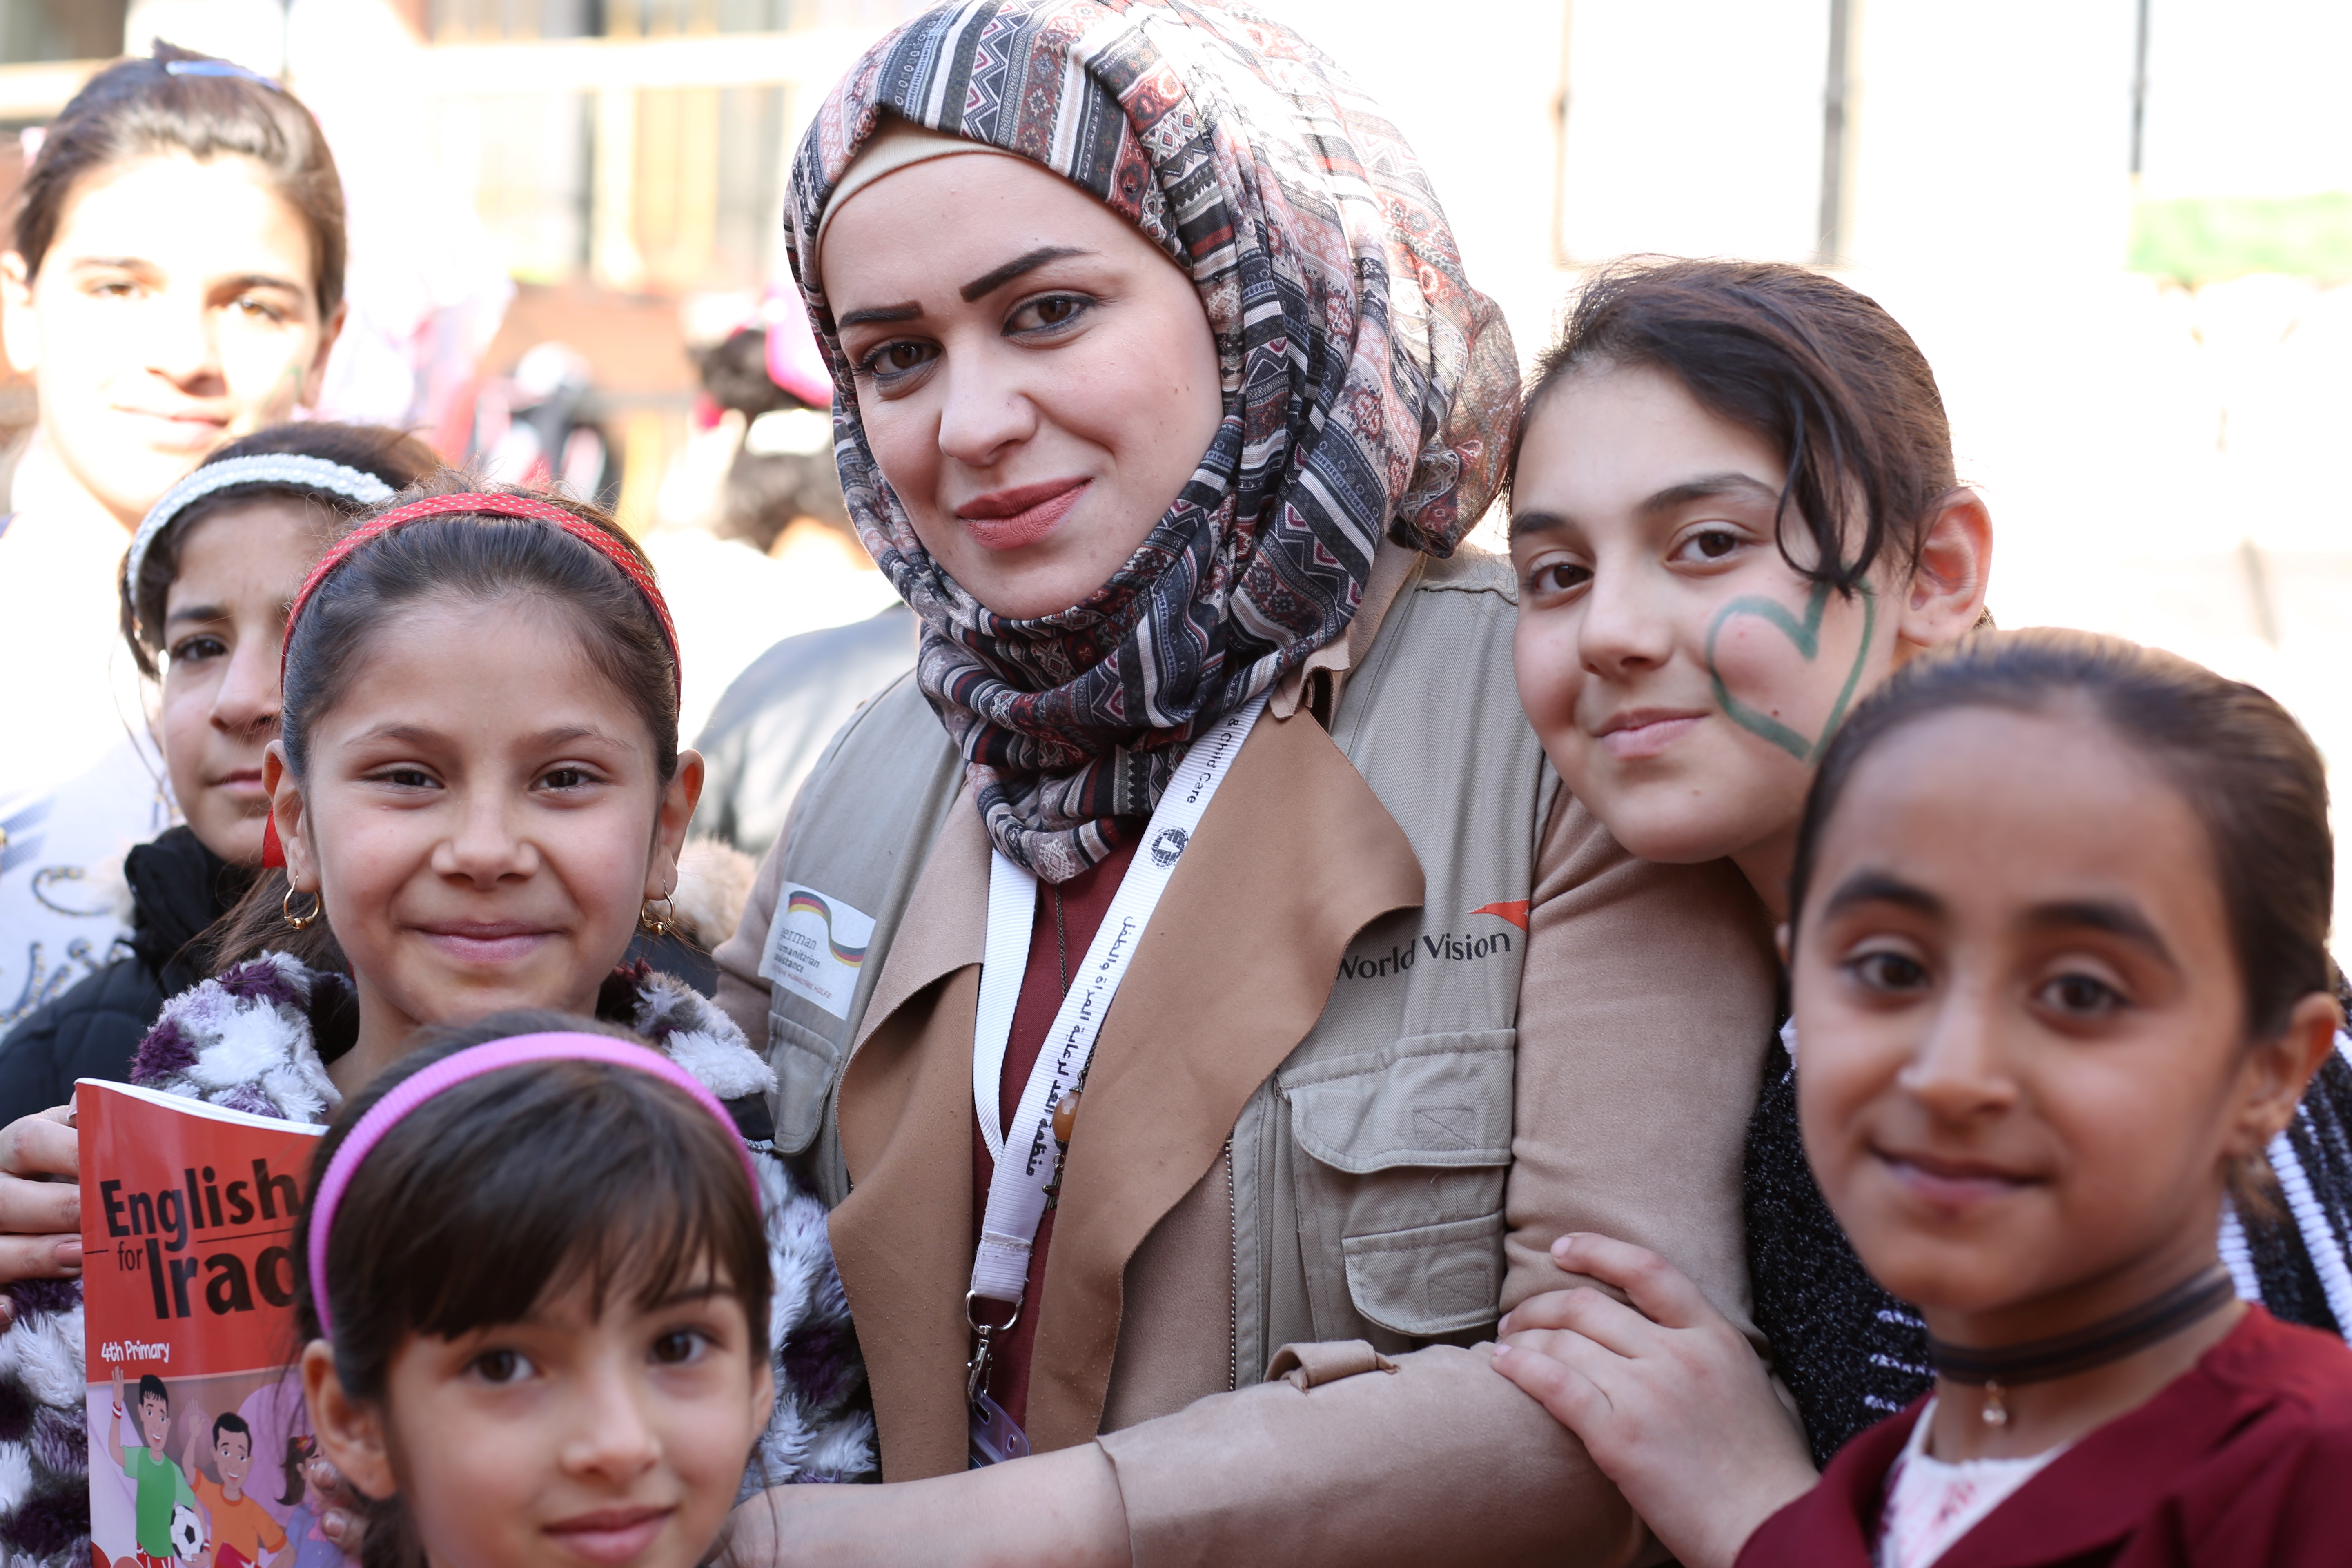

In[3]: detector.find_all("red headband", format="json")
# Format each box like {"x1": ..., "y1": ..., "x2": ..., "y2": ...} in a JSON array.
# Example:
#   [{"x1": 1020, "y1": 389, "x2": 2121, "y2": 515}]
[{"x1": 263, "y1": 492, "x2": 681, "y2": 869}]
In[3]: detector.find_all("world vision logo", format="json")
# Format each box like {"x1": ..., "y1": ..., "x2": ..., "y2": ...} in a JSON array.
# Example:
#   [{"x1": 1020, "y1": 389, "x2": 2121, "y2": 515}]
[{"x1": 1337, "y1": 900, "x2": 1530, "y2": 980}]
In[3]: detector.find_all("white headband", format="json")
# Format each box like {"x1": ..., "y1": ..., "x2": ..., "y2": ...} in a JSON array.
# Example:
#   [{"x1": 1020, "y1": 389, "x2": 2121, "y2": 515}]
[{"x1": 126, "y1": 454, "x2": 399, "y2": 631}]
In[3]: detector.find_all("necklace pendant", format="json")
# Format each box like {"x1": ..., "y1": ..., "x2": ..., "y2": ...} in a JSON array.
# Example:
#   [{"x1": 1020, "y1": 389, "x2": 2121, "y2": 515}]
[{"x1": 1981, "y1": 1381, "x2": 2008, "y2": 1428}]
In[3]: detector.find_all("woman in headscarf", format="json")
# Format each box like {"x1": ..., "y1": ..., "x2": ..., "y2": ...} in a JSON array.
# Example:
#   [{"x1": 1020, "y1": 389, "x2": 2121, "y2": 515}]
[{"x1": 713, "y1": 3, "x2": 1778, "y2": 1561}]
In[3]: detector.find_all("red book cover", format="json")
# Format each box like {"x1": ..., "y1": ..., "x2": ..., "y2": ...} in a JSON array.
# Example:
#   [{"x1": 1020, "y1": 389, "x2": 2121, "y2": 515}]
[{"x1": 77, "y1": 1081, "x2": 336, "y2": 1568}]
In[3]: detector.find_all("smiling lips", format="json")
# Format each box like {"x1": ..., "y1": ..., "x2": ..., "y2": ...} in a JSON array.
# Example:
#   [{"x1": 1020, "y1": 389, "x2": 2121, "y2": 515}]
[
  {"x1": 542, "y1": 1503, "x2": 674, "y2": 1565},
  {"x1": 1593, "y1": 710, "x2": 1705, "y2": 761},
  {"x1": 211, "y1": 768, "x2": 267, "y2": 801},
  {"x1": 1879, "y1": 1147, "x2": 2037, "y2": 1210},
  {"x1": 416, "y1": 921, "x2": 559, "y2": 966},
  {"x1": 118, "y1": 405, "x2": 231, "y2": 453},
  {"x1": 955, "y1": 478, "x2": 1090, "y2": 550}
]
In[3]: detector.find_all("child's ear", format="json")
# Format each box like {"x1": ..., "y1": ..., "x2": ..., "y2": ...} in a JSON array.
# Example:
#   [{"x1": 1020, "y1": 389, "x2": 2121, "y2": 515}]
[
  {"x1": 1, "y1": 251, "x2": 38, "y2": 378},
  {"x1": 264, "y1": 744, "x2": 318, "y2": 893},
  {"x1": 647, "y1": 749, "x2": 706, "y2": 898},
  {"x1": 1892, "y1": 489, "x2": 1992, "y2": 661},
  {"x1": 301, "y1": 1341, "x2": 396, "y2": 1502},
  {"x1": 2227, "y1": 991, "x2": 2343, "y2": 1158},
  {"x1": 297, "y1": 302, "x2": 348, "y2": 410}
]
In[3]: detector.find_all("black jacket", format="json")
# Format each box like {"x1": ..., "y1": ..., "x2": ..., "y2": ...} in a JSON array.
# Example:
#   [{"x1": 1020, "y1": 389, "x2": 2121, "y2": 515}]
[{"x1": 0, "y1": 827, "x2": 249, "y2": 1124}]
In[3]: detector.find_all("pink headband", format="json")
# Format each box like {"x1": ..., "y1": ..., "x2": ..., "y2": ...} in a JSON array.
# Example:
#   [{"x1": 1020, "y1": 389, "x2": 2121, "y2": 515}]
[{"x1": 306, "y1": 1033, "x2": 760, "y2": 1339}]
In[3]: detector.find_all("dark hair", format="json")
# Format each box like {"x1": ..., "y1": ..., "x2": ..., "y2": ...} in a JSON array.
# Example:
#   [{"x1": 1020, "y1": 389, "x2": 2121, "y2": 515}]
[
  {"x1": 120, "y1": 422, "x2": 441, "y2": 679},
  {"x1": 291, "y1": 1009, "x2": 771, "y2": 1568},
  {"x1": 692, "y1": 328, "x2": 802, "y2": 419},
  {"x1": 718, "y1": 449, "x2": 852, "y2": 552},
  {"x1": 209, "y1": 475, "x2": 680, "y2": 974},
  {"x1": 137, "y1": 1374, "x2": 167, "y2": 1406},
  {"x1": 1790, "y1": 628, "x2": 2335, "y2": 1043},
  {"x1": 14, "y1": 42, "x2": 346, "y2": 322},
  {"x1": 212, "y1": 1411, "x2": 251, "y2": 1448},
  {"x1": 1515, "y1": 257, "x2": 1957, "y2": 594},
  {"x1": 278, "y1": 1434, "x2": 312, "y2": 1510}
]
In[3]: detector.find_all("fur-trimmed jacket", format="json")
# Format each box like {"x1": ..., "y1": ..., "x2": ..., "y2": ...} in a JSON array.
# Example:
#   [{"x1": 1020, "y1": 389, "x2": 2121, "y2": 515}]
[{"x1": 0, "y1": 953, "x2": 875, "y2": 1568}]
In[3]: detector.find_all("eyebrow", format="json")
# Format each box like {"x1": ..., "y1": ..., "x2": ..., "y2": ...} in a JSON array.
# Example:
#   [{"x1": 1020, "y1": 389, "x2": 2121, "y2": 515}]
[
  {"x1": 1820, "y1": 872, "x2": 2182, "y2": 970},
  {"x1": 163, "y1": 603, "x2": 228, "y2": 630},
  {"x1": 1820, "y1": 869, "x2": 1944, "y2": 922},
  {"x1": 1637, "y1": 471, "x2": 1784, "y2": 517},
  {"x1": 837, "y1": 301, "x2": 921, "y2": 329},
  {"x1": 2020, "y1": 899, "x2": 2179, "y2": 969},
  {"x1": 642, "y1": 1279, "x2": 731, "y2": 1311},
  {"x1": 960, "y1": 245, "x2": 1089, "y2": 303},
  {"x1": 1506, "y1": 471, "x2": 1784, "y2": 542},
  {"x1": 62, "y1": 259, "x2": 303, "y2": 294},
  {"x1": 350, "y1": 722, "x2": 448, "y2": 748},
  {"x1": 217, "y1": 273, "x2": 306, "y2": 296}
]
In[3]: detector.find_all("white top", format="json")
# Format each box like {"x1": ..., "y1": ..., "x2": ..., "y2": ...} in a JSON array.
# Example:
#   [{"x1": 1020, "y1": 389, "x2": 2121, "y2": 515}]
[
  {"x1": 0, "y1": 482, "x2": 174, "y2": 1031},
  {"x1": 1875, "y1": 1399, "x2": 2068, "y2": 1568}
]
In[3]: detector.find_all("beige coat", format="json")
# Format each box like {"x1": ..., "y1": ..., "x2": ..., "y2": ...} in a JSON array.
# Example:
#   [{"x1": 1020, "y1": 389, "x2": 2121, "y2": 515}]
[{"x1": 714, "y1": 549, "x2": 1777, "y2": 1568}]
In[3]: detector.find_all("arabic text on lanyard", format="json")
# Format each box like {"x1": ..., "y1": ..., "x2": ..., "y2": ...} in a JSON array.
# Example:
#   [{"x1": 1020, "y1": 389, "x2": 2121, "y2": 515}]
[{"x1": 964, "y1": 693, "x2": 1267, "y2": 1464}]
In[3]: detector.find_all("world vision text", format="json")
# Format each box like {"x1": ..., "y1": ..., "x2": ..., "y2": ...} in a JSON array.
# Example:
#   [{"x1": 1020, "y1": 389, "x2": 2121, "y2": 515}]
[{"x1": 1337, "y1": 929, "x2": 1514, "y2": 980}]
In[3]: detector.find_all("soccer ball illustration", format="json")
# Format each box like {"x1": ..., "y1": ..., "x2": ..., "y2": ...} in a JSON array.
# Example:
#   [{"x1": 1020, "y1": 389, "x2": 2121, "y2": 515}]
[{"x1": 169, "y1": 1503, "x2": 205, "y2": 1562}]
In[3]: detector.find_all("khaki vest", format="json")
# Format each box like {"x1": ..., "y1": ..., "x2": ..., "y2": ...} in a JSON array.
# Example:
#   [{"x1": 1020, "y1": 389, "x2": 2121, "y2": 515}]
[{"x1": 759, "y1": 549, "x2": 1553, "y2": 1406}]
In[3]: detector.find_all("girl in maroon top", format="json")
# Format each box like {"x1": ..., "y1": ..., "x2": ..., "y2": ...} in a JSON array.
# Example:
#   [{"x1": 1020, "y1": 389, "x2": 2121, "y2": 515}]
[{"x1": 1510, "y1": 628, "x2": 2352, "y2": 1567}]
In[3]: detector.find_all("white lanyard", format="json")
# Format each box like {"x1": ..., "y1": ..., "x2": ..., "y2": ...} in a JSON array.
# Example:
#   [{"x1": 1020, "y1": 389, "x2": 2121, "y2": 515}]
[{"x1": 967, "y1": 693, "x2": 1265, "y2": 1309}]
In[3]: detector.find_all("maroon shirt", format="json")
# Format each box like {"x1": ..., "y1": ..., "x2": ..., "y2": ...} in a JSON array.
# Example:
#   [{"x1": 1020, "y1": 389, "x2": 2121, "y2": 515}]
[
  {"x1": 969, "y1": 837, "x2": 1140, "y2": 1431},
  {"x1": 1738, "y1": 1306, "x2": 2352, "y2": 1568}
]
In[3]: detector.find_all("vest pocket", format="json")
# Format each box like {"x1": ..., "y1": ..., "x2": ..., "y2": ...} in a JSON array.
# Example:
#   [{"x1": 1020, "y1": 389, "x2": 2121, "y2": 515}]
[
  {"x1": 1281, "y1": 1029, "x2": 1515, "y2": 1339},
  {"x1": 768, "y1": 1011, "x2": 845, "y2": 1155},
  {"x1": 1341, "y1": 1212, "x2": 1508, "y2": 1336}
]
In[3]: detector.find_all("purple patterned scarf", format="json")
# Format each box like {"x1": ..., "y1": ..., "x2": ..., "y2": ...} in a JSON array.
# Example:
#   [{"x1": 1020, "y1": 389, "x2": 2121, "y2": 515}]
[{"x1": 784, "y1": 0, "x2": 1518, "y2": 882}]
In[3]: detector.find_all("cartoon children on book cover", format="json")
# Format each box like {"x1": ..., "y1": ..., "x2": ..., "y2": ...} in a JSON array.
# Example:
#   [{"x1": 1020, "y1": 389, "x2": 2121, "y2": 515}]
[{"x1": 78, "y1": 1082, "x2": 331, "y2": 1568}]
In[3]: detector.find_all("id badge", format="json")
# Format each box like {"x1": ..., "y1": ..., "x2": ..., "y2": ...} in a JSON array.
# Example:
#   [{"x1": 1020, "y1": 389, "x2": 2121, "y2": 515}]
[{"x1": 969, "y1": 1391, "x2": 1032, "y2": 1468}]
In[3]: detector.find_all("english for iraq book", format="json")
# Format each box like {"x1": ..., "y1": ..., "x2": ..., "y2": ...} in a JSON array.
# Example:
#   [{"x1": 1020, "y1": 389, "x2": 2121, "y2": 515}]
[{"x1": 78, "y1": 1080, "x2": 338, "y2": 1568}]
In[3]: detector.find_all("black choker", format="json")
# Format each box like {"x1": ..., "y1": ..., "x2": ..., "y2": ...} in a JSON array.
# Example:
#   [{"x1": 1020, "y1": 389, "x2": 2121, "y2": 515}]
[{"x1": 1926, "y1": 1265, "x2": 2236, "y2": 1427}]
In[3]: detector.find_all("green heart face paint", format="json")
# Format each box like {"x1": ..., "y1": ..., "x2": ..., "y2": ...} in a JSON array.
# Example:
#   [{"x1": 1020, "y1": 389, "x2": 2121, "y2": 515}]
[{"x1": 1705, "y1": 580, "x2": 1879, "y2": 762}]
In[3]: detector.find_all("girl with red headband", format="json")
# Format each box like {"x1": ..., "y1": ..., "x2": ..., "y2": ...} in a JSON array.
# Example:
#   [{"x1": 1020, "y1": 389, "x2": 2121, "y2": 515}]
[
  {"x1": 0, "y1": 481, "x2": 873, "y2": 1568},
  {"x1": 294, "y1": 1010, "x2": 783, "y2": 1568}
]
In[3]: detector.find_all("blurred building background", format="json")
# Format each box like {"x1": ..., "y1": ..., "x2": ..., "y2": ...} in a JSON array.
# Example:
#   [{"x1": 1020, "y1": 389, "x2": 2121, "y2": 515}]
[{"x1": 0, "y1": 0, "x2": 2345, "y2": 929}]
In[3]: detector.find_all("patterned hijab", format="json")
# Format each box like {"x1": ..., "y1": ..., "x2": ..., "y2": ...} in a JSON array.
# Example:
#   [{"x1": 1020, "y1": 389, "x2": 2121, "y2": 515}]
[{"x1": 785, "y1": 0, "x2": 1518, "y2": 883}]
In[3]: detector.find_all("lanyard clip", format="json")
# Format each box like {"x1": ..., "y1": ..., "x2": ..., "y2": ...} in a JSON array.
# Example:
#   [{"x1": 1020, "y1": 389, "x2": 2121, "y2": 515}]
[{"x1": 965, "y1": 1290, "x2": 1023, "y2": 1409}]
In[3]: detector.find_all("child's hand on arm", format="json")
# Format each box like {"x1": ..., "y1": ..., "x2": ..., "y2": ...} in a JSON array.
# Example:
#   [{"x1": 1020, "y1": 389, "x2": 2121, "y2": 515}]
[{"x1": 1491, "y1": 1233, "x2": 1817, "y2": 1568}]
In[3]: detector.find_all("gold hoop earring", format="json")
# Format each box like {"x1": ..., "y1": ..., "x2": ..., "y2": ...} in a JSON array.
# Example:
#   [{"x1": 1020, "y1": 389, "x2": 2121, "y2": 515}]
[
  {"x1": 639, "y1": 896, "x2": 675, "y2": 937},
  {"x1": 282, "y1": 887, "x2": 322, "y2": 931}
]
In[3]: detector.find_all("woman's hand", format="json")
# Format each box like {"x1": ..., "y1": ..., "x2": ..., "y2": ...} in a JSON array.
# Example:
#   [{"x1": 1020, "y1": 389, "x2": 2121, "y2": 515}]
[
  {"x1": 1491, "y1": 1233, "x2": 1817, "y2": 1568},
  {"x1": 0, "y1": 1105, "x2": 82, "y2": 1308}
]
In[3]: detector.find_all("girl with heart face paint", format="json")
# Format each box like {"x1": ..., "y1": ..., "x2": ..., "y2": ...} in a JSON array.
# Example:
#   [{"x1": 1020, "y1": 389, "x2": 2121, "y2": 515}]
[
  {"x1": 1494, "y1": 261, "x2": 2352, "y2": 1567},
  {"x1": 1505, "y1": 259, "x2": 1992, "y2": 916},
  {"x1": 1493, "y1": 263, "x2": 1989, "y2": 1567}
]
